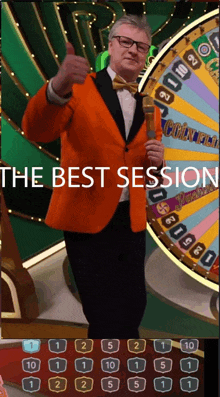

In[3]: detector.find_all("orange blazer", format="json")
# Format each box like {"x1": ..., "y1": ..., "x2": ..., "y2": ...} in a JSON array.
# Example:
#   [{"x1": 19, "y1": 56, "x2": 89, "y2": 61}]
[{"x1": 22, "y1": 69, "x2": 163, "y2": 233}]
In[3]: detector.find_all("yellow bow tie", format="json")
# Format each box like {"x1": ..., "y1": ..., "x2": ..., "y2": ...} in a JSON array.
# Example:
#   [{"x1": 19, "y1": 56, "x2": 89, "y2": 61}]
[{"x1": 112, "y1": 75, "x2": 139, "y2": 95}]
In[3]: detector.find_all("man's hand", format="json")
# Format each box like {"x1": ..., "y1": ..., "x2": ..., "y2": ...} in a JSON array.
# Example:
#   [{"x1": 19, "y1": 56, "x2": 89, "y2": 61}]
[
  {"x1": 144, "y1": 140, "x2": 164, "y2": 168},
  {"x1": 52, "y1": 42, "x2": 90, "y2": 97}
]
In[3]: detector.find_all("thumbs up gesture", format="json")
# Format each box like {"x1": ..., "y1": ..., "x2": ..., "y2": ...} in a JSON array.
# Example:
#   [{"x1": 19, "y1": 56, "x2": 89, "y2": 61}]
[{"x1": 52, "y1": 42, "x2": 90, "y2": 97}]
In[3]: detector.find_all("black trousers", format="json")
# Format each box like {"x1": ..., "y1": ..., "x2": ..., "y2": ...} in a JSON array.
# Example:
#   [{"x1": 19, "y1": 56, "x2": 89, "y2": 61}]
[{"x1": 64, "y1": 201, "x2": 146, "y2": 339}]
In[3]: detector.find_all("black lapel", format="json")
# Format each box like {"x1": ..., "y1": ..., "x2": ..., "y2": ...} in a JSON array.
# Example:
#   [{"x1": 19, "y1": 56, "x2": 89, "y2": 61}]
[
  {"x1": 92, "y1": 68, "x2": 126, "y2": 141},
  {"x1": 126, "y1": 92, "x2": 145, "y2": 144}
]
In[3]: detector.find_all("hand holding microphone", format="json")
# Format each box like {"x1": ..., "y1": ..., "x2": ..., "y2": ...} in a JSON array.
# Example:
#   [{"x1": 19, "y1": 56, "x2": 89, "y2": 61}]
[
  {"x1": 142, "y1": 95, "x2": 164, "y2": 168},
  {"x1": 52, "y1": 42, "x2": 90, "y2": 98}
]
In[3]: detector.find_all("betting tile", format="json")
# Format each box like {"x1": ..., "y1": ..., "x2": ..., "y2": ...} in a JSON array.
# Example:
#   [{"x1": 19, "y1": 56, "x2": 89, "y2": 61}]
[
  {"x1": 48, "y1": 358, "x2": 67, "y2": 373},
  {"x1": 22, "y1": 340, "x2": 41, "y2": 354},
  {"x1": 101, "y1": 358, "x2": 120, "y2": 373},
  {"x1": 127, "y1": 358, "x2": 146, "y2": 373},
  {"x1": 127, "y1": 339, "x2": 146, "y2": 354},
  {"x1": 180, "y1": 358, "x2": 199, "y2": 373},
  {"x1": 101, "y1": 377, "x2": 120, "y2": 393},
  {"x1": 153, "y1": 339, "x2": 172, "y2": 354},
  {"x1": 153, "y1": 357, "x2": 173, "y2": 373},
  {"x1": 48, "y1": 339, "x2": 67, "y2": 354},
  {"x1": 75, "y1": 358, "x2": 94, "y2": 373},
  {"x1": 22, "y1": 377, "x2": 41, "y2": 393},
  {"x1": 75, "y1": 377, "x2": 94, "y2": 392},
  {"x1": 75, "y1": 339, "x2": 94, "y2": 354},
  {"x1": 22, "y1": 358, "x2": 41, "y2": 373},
  {"x1": 127, "y1": 376, "x2": 146, "y2": 392},
  {"x1": 48, "y1": 376, "x2": 67, "y2": 393},
  {"x1": 101, "y1": 340, "x2": 120, "y2": 354},
  {"x1": 180, "y1": 339, "x2": 199, "y2": 354},
  {"x1": 180, "y1": 376, "x2": 199, "y2": 393},
  {"x1": 153, "y1": 376, "x2": 173, "y2": 393}
]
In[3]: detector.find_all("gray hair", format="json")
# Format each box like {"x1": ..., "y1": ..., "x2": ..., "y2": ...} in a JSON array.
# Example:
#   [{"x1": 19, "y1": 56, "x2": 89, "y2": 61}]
[{"x1": 108, "y1": 14, "x2": 151, "y2": 46}]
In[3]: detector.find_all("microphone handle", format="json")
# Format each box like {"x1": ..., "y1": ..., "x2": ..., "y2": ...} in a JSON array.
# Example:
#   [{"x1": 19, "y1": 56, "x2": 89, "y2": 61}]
[
  {"x1": 145, "y1": 111, "x2": 156, "y2": 168},
  {"x1": 145, "y1": 110, "x2": 156, "y2": 140},
  {"x1": 142, "y1": 97, "x2": 157, "y2": 186}
]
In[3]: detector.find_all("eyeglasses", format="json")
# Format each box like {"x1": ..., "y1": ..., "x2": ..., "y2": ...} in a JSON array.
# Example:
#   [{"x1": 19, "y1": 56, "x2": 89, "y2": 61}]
[{"x1": 113, "y1": 36, "x2": 150, "y2": 54}]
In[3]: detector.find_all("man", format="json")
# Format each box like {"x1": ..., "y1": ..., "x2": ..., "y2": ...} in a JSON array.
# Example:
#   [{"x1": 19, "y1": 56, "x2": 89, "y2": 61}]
[{"x1": 22, "y1": 15, "x2": 164, "y2": 339}]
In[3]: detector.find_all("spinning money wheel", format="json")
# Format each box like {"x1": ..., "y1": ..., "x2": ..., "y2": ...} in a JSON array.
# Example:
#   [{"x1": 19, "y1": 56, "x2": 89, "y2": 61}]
[{"x1": 140, "y1": 10, "x2": 219, "y2": 292}]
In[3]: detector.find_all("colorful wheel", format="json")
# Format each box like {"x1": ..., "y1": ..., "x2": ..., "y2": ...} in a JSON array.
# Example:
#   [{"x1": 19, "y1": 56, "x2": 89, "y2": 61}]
[{"x1": 140, "y1": 9, "x2": 219, "y2": 291}]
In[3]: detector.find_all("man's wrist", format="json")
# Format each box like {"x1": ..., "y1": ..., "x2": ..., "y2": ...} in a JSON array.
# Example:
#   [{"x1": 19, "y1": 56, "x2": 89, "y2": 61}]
[
  {"x1": 156, "y1": 162, "x2": 163, "y2": 170},
  {"x1": 52, "y1": 78, "x2": 72, "y2": 98},
  {"x1": 47, "y1": 78, "x2": 72, "y2": 105},
  {"x1": 152, "y1": 161, "x2": 164, "y2": 175},
  {"x1": 63, "y1": 91, "x2": 72, "y2": 98}
]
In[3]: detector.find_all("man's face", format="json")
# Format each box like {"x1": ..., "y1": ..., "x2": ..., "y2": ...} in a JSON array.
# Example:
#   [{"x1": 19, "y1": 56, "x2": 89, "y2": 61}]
[{"x1": 108, "y1": 24, "x2": 149, "y2": 82}]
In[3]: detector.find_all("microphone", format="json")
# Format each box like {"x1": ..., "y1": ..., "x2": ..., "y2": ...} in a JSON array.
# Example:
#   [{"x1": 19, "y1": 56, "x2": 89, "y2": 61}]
[
  {"x1": 142, "y1": 95, "x2": 163, "y2": 188},
  {"x1": 142, "y1": 95, "x2": 157, "y2": 186},
  {"x1": 142, "y1": 95, "x2": 156, "y2": 140}
]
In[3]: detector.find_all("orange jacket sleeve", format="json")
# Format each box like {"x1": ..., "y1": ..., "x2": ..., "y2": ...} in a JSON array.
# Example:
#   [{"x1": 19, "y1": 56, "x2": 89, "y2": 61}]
[{"x1": 22, "y1": 83, "x2": 74, "y2": 143}]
